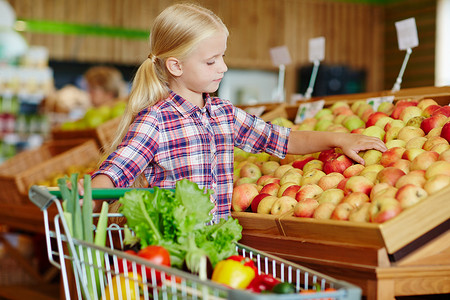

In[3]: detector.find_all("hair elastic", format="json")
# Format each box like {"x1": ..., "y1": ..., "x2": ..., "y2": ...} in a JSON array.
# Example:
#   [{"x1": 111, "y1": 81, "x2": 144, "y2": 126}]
[{"x1": 148, "y1": 53, "x2": 157, "y2": 64}]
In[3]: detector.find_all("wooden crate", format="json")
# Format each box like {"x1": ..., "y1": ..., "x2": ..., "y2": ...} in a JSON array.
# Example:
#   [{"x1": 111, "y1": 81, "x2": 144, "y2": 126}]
[
  {"x1": 0, "y1": 139, "x2": 100, "y2": 204},
  {"x1": 233, "y1": 184, "x2": 450, "y2": 256},
  {"x1": 51, "y1": 116, "x2": 121, "y2": 149},
  {"x1": 231, "y1": 212, "x2": 282, "y2": 235}
]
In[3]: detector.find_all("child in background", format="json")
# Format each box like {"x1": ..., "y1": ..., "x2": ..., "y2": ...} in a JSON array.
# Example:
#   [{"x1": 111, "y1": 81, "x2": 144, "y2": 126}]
[
  {"x1": 83, "y1": 66, "x2": 128, "y2": 107},
  {"x1": 88, "y1": 3, "x2": 386, "y2": 221}
]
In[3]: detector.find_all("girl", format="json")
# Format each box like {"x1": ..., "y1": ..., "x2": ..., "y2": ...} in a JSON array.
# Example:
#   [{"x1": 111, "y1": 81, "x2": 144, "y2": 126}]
[{"x1": 88, "y1": 3, "x2": 386, "y2": 221}]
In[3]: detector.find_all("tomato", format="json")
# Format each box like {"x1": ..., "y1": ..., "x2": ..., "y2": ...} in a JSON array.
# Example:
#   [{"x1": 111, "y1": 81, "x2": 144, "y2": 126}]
[
  {"x1": 137, "y1": 245, "x2": 171, "y2": 283},
  {"x1": 116, "y1": 250, "x2": 137, "y2": 274}
]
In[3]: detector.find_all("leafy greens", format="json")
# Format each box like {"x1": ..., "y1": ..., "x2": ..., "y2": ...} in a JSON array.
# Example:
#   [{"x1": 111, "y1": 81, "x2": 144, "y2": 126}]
[{"x1": 118, "y1": 179, "x2": 242, "y2": 268}]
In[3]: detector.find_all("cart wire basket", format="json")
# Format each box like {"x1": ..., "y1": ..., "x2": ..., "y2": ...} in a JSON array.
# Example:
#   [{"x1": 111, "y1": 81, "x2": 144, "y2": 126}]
[{"x1": 29, "y1": 185, "x2": 362, "y2": 300}]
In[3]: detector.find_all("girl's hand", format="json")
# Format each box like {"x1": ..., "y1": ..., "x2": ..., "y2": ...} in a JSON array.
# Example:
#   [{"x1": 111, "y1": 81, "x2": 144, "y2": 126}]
[{"x1": 338, "y1": 134, "x2": 387, "y2": 165}]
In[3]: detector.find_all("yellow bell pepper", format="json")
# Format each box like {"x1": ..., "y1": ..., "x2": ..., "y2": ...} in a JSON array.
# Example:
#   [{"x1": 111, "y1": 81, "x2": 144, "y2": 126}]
[
  {"x1": 211, "y1": 259, "x2": 256, "y2": 289},
  {"x1": 102, "y1": 272, "x2": 143, "y2": 300}
]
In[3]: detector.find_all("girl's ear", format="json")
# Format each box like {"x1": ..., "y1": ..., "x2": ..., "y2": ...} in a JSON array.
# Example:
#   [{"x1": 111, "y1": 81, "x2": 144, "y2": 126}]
[{"x1": 166, "y1": 57, "x2": 183, "y2": 77}]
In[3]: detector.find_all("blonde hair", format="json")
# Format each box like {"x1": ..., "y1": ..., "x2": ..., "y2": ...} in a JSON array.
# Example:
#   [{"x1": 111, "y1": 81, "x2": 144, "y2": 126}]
[{"x1": 104, "y1": 3, "x2": 228, "y2": 187}]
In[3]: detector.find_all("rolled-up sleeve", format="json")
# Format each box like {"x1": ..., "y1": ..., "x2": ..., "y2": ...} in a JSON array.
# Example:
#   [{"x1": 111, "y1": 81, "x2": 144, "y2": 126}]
[{"x1": 233, "y1": 106, "x2": 291, "y2": 158}]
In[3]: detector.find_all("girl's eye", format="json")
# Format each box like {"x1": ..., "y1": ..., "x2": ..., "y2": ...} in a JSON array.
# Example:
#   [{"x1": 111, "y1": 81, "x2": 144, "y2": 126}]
[{"x1": 207, "y1": 61, "x2": 215, "y2": 65}]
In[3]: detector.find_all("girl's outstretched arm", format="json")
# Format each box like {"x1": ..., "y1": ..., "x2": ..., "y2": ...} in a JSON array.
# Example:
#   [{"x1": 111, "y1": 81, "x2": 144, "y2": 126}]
[{"x1": 287, "y1": 131, "x2": 387, "y2": 165}]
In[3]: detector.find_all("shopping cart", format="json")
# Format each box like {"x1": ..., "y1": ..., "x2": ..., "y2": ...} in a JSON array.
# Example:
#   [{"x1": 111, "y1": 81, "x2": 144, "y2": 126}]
[{"x1": 29, "y1": 185, "x2": 362, "y2": 300}]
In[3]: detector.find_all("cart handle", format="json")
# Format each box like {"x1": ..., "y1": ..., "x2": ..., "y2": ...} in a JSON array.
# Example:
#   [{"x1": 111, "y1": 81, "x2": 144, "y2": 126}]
[
  {"x1": 46, "y1": 187, "x2": 154, "y2": 199},
  {"x1": 29, "y1": 185, "x2": 59, "y2": 210}
]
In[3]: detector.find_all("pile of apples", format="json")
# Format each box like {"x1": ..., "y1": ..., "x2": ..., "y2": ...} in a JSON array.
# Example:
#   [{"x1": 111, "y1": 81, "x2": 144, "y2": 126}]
[{"x1": 231, "y1": 98, "x2": 450, "y2": 223}]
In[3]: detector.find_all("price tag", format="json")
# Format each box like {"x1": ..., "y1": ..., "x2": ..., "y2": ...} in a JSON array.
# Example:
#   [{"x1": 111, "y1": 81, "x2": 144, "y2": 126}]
[
  {"x1": 366, "y1": 96, "x2": 395, "y2": 111},
  {"x1": 395, "y1": 17, "x2": 419, "y2": 50},
  {"x1": 309, "y1": 36, "x2": 326, "y2": 62},
  {"x1": 270, "y1": 45, "x2": 292, "y2": 66},
  {"x1": 245, "y1": 106, "x2": 266, "y2": 117},
  {"x1": 294, "y1": 100, "x2": 325, "y2": 124}
]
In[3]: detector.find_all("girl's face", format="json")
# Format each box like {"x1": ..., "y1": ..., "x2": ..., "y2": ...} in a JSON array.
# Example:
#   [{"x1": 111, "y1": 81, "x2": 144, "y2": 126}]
[{"x1": 172, "y1": 30, "x2": 228, "y2": 100}]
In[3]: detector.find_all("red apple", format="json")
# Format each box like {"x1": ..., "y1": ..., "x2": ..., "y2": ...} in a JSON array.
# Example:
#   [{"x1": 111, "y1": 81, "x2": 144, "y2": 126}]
[
  {"x1": 391, "y1": 101, "x2": 418, "y2": 119},
  {"x1": 351, "y1": 128, "x2": 364, "y2": 134},
  {"x1": 366, "y1": 112, "x2": 388, "y2": 127},
  {"x1": 294, "y1": 198, "x2": 320, "y2": 218},
  {"x1": 323, "y1": 154, "x2": 354, "y2": 174},
  {"x1": 292, "y1": 156, "x2": 315, "y2": 170},
  {"x1": 395, "y1": 184, "x2": 428, "y2": 209},
  {"x1": 420, "y1": 114, "x2": 447, "y2": 134},
  {"x1": 256, "y1": 175, "x2": 279, "y2": 186},
  {"x1": 379, "y1": 147, "x2": 406, "y2": 167},
  {"x1": 318, "y1": 149, "x2": 339, "y2": 163},
  {"x1": 317, "y1": 172, "x2": 345, "y2": 190},
  {"x1": 387, "y1": 159, "x2": 410, "y2": 174},
  {"x1": 251, "y1": 193, "x2": 271, "y2": 212},
  {"x1": 421, "y1": 104, "x2": 441, "y2": 118},
  {"x1": 295, "y1": 184, "x2": 323, "y2": 202},
  {"x1": 342, "y1": 164, "x2": 365, "y2": 178},
  {"x1": 344, "y1": 176, "x2": 374, "y2": 195},
  {"x1": 232, "y1": 183, "x2": 259, "y2": 212},
  {"x1": 259, "y1": 182, "x2": 280, "y2": 196},
  {"x1": 369, "y1": 197, "x2": 402, "y2": 223},
  {"x1": 281, "y1": 184, "x2": 301, "y2": 198},
  {"x1": 376, "y1": 167, "x2": 406, "y2": 186},
  {"x1": 337, "y1": 177, "x2": 349, "y2": 190},
  {"x1": 432, "y1": 106, "x2": 450, "y2": 117},
  {"x1": 441, "y1": 122, "x2": 450, "y2": 143}
]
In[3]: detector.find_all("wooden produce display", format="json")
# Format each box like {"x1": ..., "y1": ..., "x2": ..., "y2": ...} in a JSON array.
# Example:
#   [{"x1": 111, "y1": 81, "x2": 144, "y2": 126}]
[
  {"x1": 51, "y1": 116, "x2": 121, "y2": 149},
  {"x1": 0, "y1": 139, "x2": 101, "y2": 233},
  {"x1": 233, "y1": 86, "x2": 450, "y2": 299}
]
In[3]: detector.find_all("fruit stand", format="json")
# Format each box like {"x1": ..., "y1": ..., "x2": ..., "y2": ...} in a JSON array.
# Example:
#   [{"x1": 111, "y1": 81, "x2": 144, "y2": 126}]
[{"x1": 234, "y1": 86, "x2": 450, "y2": 300}]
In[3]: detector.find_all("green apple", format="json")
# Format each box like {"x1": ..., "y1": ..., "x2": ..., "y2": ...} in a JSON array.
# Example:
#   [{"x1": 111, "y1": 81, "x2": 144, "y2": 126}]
[
  {"x1": 362, "y1": 125, "x2": 385, "y2": 141},
  {"x1": 314, "y1": 119, "x2": 333, "y2": 131},
  {"x1": 314, "y1": 108, "x2": 332, "y2": 120},
  {"x1": 343, "y1": 115, "x2": 365, "y2": 132}
]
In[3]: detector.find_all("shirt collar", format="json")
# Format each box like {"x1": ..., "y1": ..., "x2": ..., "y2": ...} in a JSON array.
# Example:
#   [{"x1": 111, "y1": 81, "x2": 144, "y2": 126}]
[{"x1": 168, "y1": 90, "x2": 214, "y2": 117}]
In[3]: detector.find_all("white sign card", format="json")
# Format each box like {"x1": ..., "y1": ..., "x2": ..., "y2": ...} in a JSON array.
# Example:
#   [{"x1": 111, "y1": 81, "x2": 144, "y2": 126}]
[
  {"x1": 294, "y1": 100, "x2": 325, "y2": 124},
  {"x1": 309, "y1": 36, "x2": 326, "y2": 62},
  {"x1": 270, "y1": 45, "x2": 292, "y2": 66},
  {"x1": 366, "y1": 96, "x2": 395, "y2": 111},
  {"x1": 395, "y1": 17, "x2": 419, "y2": 50},
  {"x1": 245, "y1": 106, "x2": 266, "y2": 117}
]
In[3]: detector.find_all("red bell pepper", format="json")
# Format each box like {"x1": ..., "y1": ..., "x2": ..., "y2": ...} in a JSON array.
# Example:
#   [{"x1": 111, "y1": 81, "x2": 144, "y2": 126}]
[{"x1": 246, "y1": 273, "x2": 280, "y2": 293}]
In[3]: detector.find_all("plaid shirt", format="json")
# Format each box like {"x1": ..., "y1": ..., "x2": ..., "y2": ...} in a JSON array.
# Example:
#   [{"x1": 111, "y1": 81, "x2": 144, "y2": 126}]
[{"x1": 95, "y1": 91, "x2": 290, "y2": 221}]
